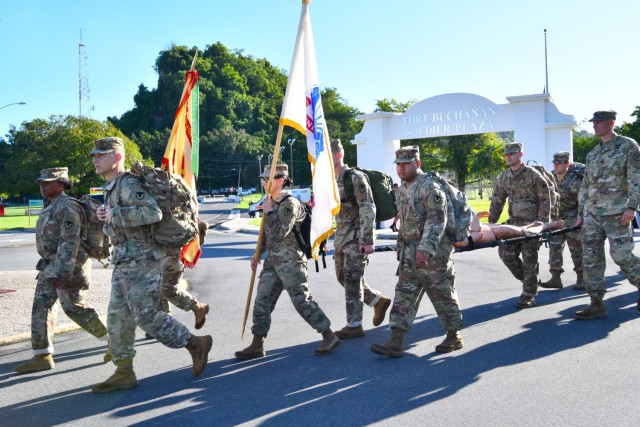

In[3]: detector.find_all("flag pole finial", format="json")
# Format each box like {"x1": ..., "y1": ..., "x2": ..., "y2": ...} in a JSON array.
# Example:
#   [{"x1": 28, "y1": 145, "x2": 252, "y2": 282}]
[
  {"x1": 302, "y1": 0, "x2": 311, "y2": 4},
  {"x1": 190, "y1": 50, "x2": 199, "y2": 71}
]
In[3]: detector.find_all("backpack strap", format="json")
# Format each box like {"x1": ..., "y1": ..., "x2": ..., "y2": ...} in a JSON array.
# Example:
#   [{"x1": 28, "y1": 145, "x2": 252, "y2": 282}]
[
  {"x1": 281, "y1": 194, "x2": 307, "y2": 254},
  {"x1": 409, "y1": 175, "x2": 429, "y2": 220},
  {"x1": 68, "y1": 197, "x2": 91, "y2": 254},
  {"x1": 342, "y1": 168, "x2": 355, "y2": 202}
]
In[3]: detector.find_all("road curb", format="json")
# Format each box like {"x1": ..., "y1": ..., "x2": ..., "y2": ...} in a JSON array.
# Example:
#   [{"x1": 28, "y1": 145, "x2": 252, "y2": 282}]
[{"x1": 0, "y1": 323, "x2": 83, "y2": 347}]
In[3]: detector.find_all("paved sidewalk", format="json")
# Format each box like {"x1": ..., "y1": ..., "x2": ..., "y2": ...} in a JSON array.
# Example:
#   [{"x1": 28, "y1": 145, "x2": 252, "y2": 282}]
[{"x1": 0, "y1": 266, "x2": 113, "y2": 347}]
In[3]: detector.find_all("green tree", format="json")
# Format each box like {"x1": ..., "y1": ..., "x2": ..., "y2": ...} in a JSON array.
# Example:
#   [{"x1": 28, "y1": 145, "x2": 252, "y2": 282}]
[
  {"x1": 414, "y1": 133, "x2": 505, "y2": 191},
  {"x1": 572, "y1": 130, "x2": 599, "y2": 163},
  {"x1": 108, "y1": 43, "x2": 362, "y2": 191},
  {"x1": 617, "y1": 106, "x2": 640, "y2": 142},
  {"x1": 1, "y1": 116, "x2": 146, "y2": 197},
  {"x1": 374, "y1": 98, "x2": 415, "y2": 113},
  {"x1": 322, "y1": 88, "x2": 363, "y2": 168}
]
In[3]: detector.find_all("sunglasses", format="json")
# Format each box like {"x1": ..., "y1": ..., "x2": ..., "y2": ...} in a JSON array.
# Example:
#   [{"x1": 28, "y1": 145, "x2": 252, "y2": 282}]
[{"x1": 261, "y1": 175, "x2": 284, "y2": 181}]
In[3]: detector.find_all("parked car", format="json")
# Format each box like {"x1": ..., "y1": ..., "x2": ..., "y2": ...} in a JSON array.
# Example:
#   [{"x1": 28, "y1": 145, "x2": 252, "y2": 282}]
[{"x1": 248, "y1": 195, "x2": 266, "y2": 218}]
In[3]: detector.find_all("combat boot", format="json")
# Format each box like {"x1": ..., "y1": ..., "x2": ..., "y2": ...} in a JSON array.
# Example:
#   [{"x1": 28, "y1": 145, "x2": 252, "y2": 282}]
[
  {"x1": 335, "y1": 325, "x2": 365, "y2": 339},
  {"x1": 314, "y1": 329, "x2": 341, "y2": 356},
  {"x1": 235, "y1": 335, "x2": 266, "y2": 360},
  {"x1": 574, "y1": 270, "x2": 585, "y2": 291},
  {"x1": 103, "y1": 345, "x2": 112, "y2": 364},
  {"x1": 435, "y1": 331, "x2": 464, "y2": 353},
  {"x1": 372, "y1": 295, "x2": 392, "y2": 326},
  {"x1": 516, "y1": 295, "x2": 537, "y2": 309},
  {"x1": 575, "y1": 296, "x2": 607, "y2": 320},
  {"x1": 539, "y1": 271, "x2": 563, "y2": 289},
  {"x1": 186, "y1": 334, "x2": 213, "y2": 377},
  {"x1": 91, "y1": 358, "x2": 138, "y2": 393},
  {"x1": 193, "y1": 302, "x2": 210, "y2": 330},
  {"x1": 14, "y1": 354, "x2": 54, "y2": 374},
  {"x1": 371, "y1": 328, "x2": 405, "y2": 358}
]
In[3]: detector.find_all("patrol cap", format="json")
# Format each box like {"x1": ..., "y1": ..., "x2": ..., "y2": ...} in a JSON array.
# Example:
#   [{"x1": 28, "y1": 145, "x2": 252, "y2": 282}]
[
  {"x1": 89, "y1": 137, "x2": 125, "y2": 156},
  {"x1": 259, "y1": 164, "x2": 289, "y2": 179},
  {"x1": 552, "y1": 151, "x2": 570, "y2": 164},
  {"x1": 330, "y1": 138, "x2": 343, "y2": 152},
  {"x1": 394, "y1": 146, "x2": 420, "y2": 164},
  {"x1": 35, "y1": 167, "x2": 69, "y2": 183},
  {"x1": 503, "y1": 142, "x2": 523, "y2": 155},
  {"x1": 588, "y1": 110, "x2": 617, "y2": 122}
]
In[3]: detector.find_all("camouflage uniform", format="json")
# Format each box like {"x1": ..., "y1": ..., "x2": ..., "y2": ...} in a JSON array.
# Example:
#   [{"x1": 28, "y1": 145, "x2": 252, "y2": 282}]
[
  {"x1": 103, "y1": 173, "x2": 191, "y2": 363},
  {"x1": 390, "y1": 172, "x2": 463, "y2": 333},
  {"x1": 578, "y1": 133, "x2": 640, "y2": 297},
  {"x1": 334, "y1": 164, "x2": 383, "y2": 326},
  {"x1": 251, "y1": 193, "x2": 331, "y2": 337},
  {"x1": 32, "y1": 189, "x2": 107, "y2": 355},
  {"x1": 158, "y1": 246, "x2": 197, "y2": 313},
  {"x1": 546, "y1": 155, "x2": 583, "y2": 277},
  {"x1": 489, "y1": 159, "x2": 551, "y2": 297}
]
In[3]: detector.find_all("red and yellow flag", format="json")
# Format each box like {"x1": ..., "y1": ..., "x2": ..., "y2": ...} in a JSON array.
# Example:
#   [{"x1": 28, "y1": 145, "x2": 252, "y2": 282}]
[{"x1": 162, "y1": 68, "x2": 201, "y2": 267}]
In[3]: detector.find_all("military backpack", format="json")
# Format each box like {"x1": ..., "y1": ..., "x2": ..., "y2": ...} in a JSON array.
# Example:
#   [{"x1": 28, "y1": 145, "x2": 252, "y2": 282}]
[
  {"x1": 282, "y1": 194, "x2": 327, "y2": 272},
  {"x1": 128, "y1": 161, "x2": 200, "y2": 248},
  {"x1": 343, "y1": 167, "x2": 398, "y2": 222},
  {"x1": 72, "y1": 195, "x2": 112, "y2": 264},
  {"x1": 568, "y1": 162, "x2": 585, "y2": 178},
  {"x1": 410, "y1": 172, "x2": 473, "y2": 243},
  {"x1": 526, "y1": 160, "x2": 560, "y2": 219}
]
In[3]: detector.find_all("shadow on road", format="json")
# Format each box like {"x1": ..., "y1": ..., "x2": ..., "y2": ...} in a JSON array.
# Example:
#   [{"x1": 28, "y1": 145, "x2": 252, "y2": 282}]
[{"x1": 2, "y1": 283, "x2": 637, "y2": 426}]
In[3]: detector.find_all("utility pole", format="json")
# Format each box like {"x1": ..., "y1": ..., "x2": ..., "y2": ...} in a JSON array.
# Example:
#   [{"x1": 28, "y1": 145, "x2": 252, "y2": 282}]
[
  {"x1": 544, "y1": 29, "x2": 549, "y2": 94},
  {"x1": 287, "y1": 138, "x2": 296, "y2": 182},
  {"x1": 78, "y1": 29, "x2": 92, "y2": 116},
  {"x1": 257, "y1": 154, "x2": 263, "y2": 194}
]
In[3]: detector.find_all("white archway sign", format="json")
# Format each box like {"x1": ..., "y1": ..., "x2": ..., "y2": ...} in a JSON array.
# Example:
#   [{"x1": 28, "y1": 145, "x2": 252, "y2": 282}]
[{"x1": 351, "y1": 92, "x2": 576, "y2": 184}]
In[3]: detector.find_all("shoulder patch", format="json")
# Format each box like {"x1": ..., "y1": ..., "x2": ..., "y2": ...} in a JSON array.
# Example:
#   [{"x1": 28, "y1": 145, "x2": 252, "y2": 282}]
[
  {"x1": 283, "y1": 206, "x2": 293, "y2": 217},
  {"x1": 433, "y1": 193, "x2": 442, "y2": 204},
  {"x1": 358, "y1": 183, "x2": 367, "y2": 193},
  {"x1": 65, "y1": 220, "x2": 73, "y2": 229},
  {"x1": 135, "y1": 192, "x2": 145, "y2": 200}
]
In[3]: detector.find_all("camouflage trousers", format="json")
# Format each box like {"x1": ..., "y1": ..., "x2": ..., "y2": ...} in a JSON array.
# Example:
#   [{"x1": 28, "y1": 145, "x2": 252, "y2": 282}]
[
  {"x1": 251, "y1": 258, "x2": 331, "y2": 337},
  {"x1": 334, "y1": 241, "x2": 382, "y2": 327},
  {"x1": 159, "y1": 247, "x2": 198, "y2": 313},
  {"x1": 108, "y1": 257, "x2": 191, "y2": 363},
  {"x1": 30, "y1": 276, "x2": 107, "y2": 355},
  {"x1": 546, "y1": 216, "x2": 583, "y2": 274},
  {"x1": 498, "y1": 237, "x2": 542, "y2": 297},
  {"x1": 389, "y1": 247, "x2": 463, "y2": 333},
  {"x1": 582, "y1": 213, "x2": 640, "y2": 297}
]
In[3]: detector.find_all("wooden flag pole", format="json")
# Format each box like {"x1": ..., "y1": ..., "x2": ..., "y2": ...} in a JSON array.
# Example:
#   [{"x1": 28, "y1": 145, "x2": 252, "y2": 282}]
[
  {"x1": 241, "y1": 123, "x2": 286, "y2": 339},
  {"x1": 190, "y1": 50, "x2": 198, "y2": 71}
]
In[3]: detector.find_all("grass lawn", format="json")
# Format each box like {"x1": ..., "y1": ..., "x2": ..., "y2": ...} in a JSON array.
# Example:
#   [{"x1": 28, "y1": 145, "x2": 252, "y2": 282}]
[
  {"x1": 468, "y1": 199, "x2": 509, "y2": 224},
  {"x1": 234, "y1": 193, "x2": 264, "y2": 210},
  {"x1": 0, "y1": 214, "x2": 40, "y2": 230}
]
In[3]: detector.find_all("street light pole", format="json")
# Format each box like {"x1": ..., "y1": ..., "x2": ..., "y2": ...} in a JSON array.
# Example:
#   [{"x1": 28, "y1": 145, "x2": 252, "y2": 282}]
[
  {"x1": 287, "y1": 138, "x2": 296, "y2": 182},
  {"x1": 0, "y1": 101, "x2": 26, "y2": 110},
  {"x1": 257, "y1": 154, "x2": 263, "y2": 194}
]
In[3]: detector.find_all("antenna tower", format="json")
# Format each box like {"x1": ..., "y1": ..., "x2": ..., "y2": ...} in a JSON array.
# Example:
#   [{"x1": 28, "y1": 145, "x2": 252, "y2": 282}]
[{"x1": 78, "y1": 29, "x2": 92, "y2": 116}]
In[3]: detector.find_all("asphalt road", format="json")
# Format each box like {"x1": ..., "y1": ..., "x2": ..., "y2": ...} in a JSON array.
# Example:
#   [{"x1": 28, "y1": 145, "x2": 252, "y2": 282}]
[{"x1": 1, "y1": 204, "x2": 640, "y2": 426}]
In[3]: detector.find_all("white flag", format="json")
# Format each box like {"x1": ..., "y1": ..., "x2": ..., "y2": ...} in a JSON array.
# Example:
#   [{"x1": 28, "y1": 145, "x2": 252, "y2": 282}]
[{"x1": 279, "y1": 1, "x2": 340, "y2": 258}]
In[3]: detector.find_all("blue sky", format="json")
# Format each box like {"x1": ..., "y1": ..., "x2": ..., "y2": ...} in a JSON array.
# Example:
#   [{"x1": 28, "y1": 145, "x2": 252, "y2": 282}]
[{"x1": 1, "y1": 0, "x2": 638, "y2": 138}]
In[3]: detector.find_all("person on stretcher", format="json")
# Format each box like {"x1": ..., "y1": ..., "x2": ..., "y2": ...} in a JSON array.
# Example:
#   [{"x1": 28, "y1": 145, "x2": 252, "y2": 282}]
[{"x1": 453, "y1": 211, "x2": 564, "y2": 249}]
